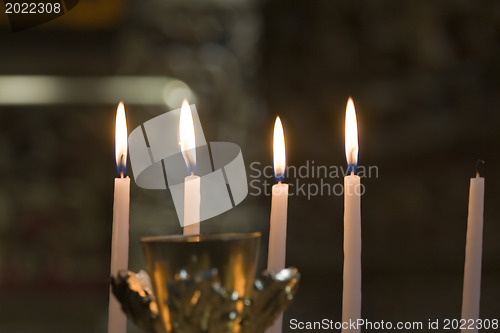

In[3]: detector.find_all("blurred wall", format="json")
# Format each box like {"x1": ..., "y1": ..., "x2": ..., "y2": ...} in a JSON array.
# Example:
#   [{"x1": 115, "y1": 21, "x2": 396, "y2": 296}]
[{"x1": 0, "y1": 0, "x2": 499, "y2": 332}]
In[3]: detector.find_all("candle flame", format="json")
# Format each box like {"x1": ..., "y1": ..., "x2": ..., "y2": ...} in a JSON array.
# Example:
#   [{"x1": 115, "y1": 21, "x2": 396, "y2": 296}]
[
  {"x1": 345, "y1": 97, "x2": 358, "y2": 172},
  {"x1": 115, "y1": 102, "x2": 128, "y2": 176},
  {"x1": 273, "y1": 116, "x2": 286, "y2": 182},
  {"x1": 179, "y1": 99, "x2": 196, "y2": 174}
]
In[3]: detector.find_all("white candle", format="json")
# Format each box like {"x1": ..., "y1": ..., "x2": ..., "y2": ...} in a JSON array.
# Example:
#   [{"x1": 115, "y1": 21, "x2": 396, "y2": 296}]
[
  {"x1": 461, "y1": 165, "x2": 485, "y2": 333},
  {"x1": 179, "y1": 100, "x2": 201, "y2": 235},
  {"x1": 108, "y1": 102, "x2": 130, "y2": 333},
  {"x1": 342, "y1": 98, "x2": 362, "y2": 333},
  {"x1": 266, "y1": 116, "x2": 289, "y2": 333},
  {"x1": 183, "y1": 174, "x2": 201, "y2": 235}
]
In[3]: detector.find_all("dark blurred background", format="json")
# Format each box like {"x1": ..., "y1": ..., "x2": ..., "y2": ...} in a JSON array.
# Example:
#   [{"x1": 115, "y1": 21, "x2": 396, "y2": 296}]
[{"x1": 0, "y1": 0, "x2": 499, "y2": 332}]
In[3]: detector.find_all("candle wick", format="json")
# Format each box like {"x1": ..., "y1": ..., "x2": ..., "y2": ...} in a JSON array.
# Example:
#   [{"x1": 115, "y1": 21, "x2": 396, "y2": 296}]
[
  {"x1": 121, "y1": 154, "x2": 127, "y2": 178},
  {"x1": 351, "y1": 170, "x2": 354, "y2": 176},
  {"x1": 475, "y1": 159, "x2": 485, "y2": 178},
  {"x1": 190, "y1": 171, "x2": 194, "y2": 176}
]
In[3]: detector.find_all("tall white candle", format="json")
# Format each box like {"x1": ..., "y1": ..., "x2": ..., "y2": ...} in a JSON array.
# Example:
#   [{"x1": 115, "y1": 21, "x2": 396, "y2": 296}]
[
  {"x1": 266, "y1": 116, "x2": 289, "y2": 333},
  {"x1": 183, "y1": 174, "x2": 201, "y2": 235},
  {"x1": 108, "y1": 102, "x2": 130, "y2": 333},
  {"x1": 461, "y1": 165, "x2": 485, "y2": 333},
  {"x1": 342, "y1": 98, "x2": 361, "y2": 333},
  {"x1": 179, "y1": 100, "x2": 201, "y2": 235}
]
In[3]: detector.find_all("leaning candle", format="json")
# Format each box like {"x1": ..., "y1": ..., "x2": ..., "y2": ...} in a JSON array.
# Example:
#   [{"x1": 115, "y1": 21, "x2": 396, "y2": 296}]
[
  {"x1": 179, "y1": 100, "x2": 201, "y2": 235},
  {"x1": 266, "y1": 116, "x2": 289, "y2": 333},
  {"x1": 342, "y1": 98, "x2": 361, "y2": 333},
  {"x1": 108, "y1": 102, "x2": 130, "y2": 333},
  {"x1": 461, "y1": 161, "x2": 485, "y2": 333}
]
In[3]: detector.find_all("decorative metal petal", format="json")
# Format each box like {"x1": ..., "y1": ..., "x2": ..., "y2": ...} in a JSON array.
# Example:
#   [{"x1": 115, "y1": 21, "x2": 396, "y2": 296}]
[{"x1": 111, "y1": 267, "x2": 300, "y2": 333}]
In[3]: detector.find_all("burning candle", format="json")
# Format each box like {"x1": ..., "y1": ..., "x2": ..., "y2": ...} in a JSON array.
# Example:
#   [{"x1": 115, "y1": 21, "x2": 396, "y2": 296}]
[
  {"x1": 461, "y1": 161, "x2": 485, "y2": 333},
  {"x1": 266, "y1": 116, "x2": 289, "y2": 333},
  {"x1": 179, "y1": 100, "x2": 201, "y2": 235},
  {"x1": 108, "y1": 102, "x2": 130, "y2": 333},
  {"x1": 342, "y1": 98, "x2": 361, "y2": 333}
]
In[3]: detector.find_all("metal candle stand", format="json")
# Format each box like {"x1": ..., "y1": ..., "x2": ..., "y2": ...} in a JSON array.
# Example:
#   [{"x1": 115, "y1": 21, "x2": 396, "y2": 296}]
[{"x1": 111, "y1": 232, "x2": 300, "y2": 333}]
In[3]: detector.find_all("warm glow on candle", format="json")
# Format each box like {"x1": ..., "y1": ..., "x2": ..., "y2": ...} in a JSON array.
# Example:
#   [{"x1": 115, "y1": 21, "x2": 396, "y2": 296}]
[
  {"x1": 273, "y1": 116, "x2": 286, "y2": 181},
  {"x1": 179, "y1": 99, "x2": 197, "y2": 174},
  {"x1": 115, "y1": 102, "x2": 128, "y2": 176},
  {"x1": 345, "y1": 97, "x2": 358, "y2": 169}
]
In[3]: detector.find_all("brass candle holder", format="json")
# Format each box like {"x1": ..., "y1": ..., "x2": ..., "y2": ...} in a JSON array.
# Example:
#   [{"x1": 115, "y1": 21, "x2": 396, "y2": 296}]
[{"x1": 111, "y1": 232, "x2": 300, "y2": 333}]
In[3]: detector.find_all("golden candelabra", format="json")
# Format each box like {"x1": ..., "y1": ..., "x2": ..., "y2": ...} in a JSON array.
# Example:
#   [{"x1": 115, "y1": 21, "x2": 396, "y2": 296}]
[{"x1": 111, "y1": 232, "x2": 300, "y2": 333}]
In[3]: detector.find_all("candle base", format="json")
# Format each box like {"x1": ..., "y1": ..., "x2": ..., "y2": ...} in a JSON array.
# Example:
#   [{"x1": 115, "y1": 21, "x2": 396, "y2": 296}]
[{"x1": 183, "y1": 222, "x2": 200, "y2": 236}]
